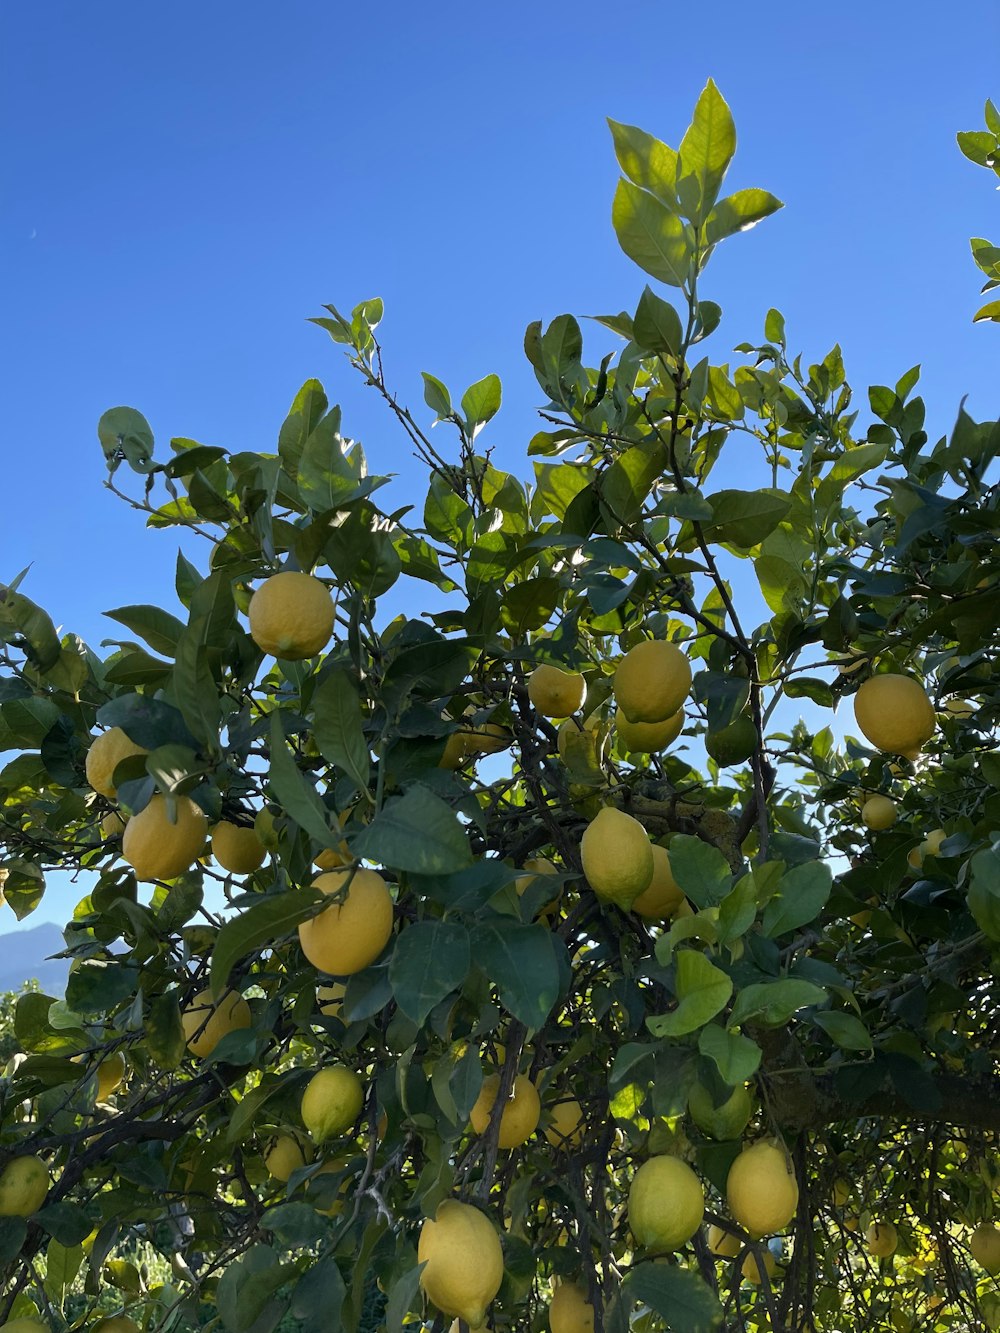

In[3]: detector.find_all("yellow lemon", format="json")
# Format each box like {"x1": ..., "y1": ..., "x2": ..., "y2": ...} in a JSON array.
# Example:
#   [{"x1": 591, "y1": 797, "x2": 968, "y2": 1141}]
[
  {"x1": 101, "y1": 808, "x2": 126, "y2": 838},
  {"x1": 440, "y1": 718, "x2": 512, "y2": 768},
  {"x1": 742, "y1": 1248, "x2": 778, "y2": 1285},
  {"x1": 923, "y1": 828, "x2": 947, "y2": 856},
  {"x1": 469, "y1": 1074, "x2": 540, "y2": 1149},
  {"x1": 867, "y1": 1220, "x2": 898, "y2": 1258},
  {"x1": 95, "y1": 1051, "x2": 126, "y2": 1100},
  {"x1": 581, "y1": 807, "x2": 654, "y2": 909},
  {"x1": 631, "y1": 844, "x2": 684, "y2": 920},
  {"x1": 85, "y1": 726, "x2": 148, "y2": 798},
  {"x1": 726, "y1": 1140, "x2": 799, "y2": 1237},
  {"x1": 308, "y1": 1157, "x2": 353, "y2": 1217},
  {"x1": 861, "y1": 796, "x2": 897, "y2": 831},
  {"x1": 248, "y1": 571, "x2": 335, "y2": 659},
  {"x1": 832, "y1": 1179, "x2": 851, "y2": 1207},
  {"x1": 970, "y1": 1223, "x2": 1000, "y2": 1273},
  {"x1": 418, "y1": 1199, "x2": 504, "y2": 1328},
  {"x1": 627, "y1": 1155, "x2": 704, "y2": 1251},
  {"x1": 317, "y1": 981, "x2": 347, "y2": 1017},
  {"x1": 527, "y1": 664, "x2": 587, "y2": 717},
  {"x1": 708, "y1": 1224, "x2": 740, "y2": 1258},
  {"x1": 853, "y1": 675, "x2": 935, "y2": 755},
  {"x1": 614, "y1": 640, "x2": 692, "y2": 724},
  {"x1": 544, "y1": 1098, "x2": 584, "y2": 1148},
  {"x1": 211, "y1": 820, "x2": 266, "y2": 874},
  {"x1": 298, "y1": 868, "x2": 394, "y2": 975},
  {"x1": 265, "y1": 1134, "x2": 312, "y2": 1182},
  {"x1": 616, "y1": 706, "x2": 684, "y2": 754},
  {"x1": 122, "y1": 794, "x2": 208, "y2": 881},
  {"x1": 301, "y1": 1066, "x2": 364, "y2": 1143},
  {"x1": 254, "y1": 806, "x2": 282, "y2": 850},
  {"x1": 687, "y1": 1082, "x2": 752, "y2": 1141},
  {"x1": 0, "y1": 1155, "x2": 49, "y2": 1216},
  {"x1": 180, "y1": 988, "x2": 252, "y2": 1059},
  {"x1": 549, "y1": 1280, "x2": 595, "y2": 1332}
]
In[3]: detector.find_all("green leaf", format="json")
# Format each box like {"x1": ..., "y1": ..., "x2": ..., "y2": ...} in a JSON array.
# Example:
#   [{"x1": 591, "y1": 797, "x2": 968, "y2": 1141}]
[
  {"x1": 311, "y1": 669, "x2": 371, "y2": 794},
  {"x1": 278, "y1": 379, "x2": 328, "y2": 480},
  {"x1": 211, "y1": 890, "x2": 322, "y2": 1000},
  {"x1": 97, "y1": 406, "x2": 154, "y2": 470},
  {"x1": 761, "y1": 861, "x2": 832, "y2": 938},
  {"x1": 103, "y1": 605, "x2": 185, "y2": 656},
  {"x1": 268, "y1": 712, "x2": 339, "y2": 847},
  {"x1": 351, "y1": 784, "x2": 471, "y2": 874},
  {"x1": 705, "y1": 188, "x2": 783, "y2": 244},
  {"x1": 389, "y1": 921, "x2": 471, "y2": 1025},
  {"x1": 37, "y1": 1202, "x2": 91, "y2": 1245},
  {"x1": 968, "y1": 845, "x2": 1000, "y2": 940},
  {"x1": 460, "y1": 373, "x2": 502, "y2": 438},
  {"x1": 0, "y1": 587, "x2": 61, "y2": 671},
  {"x1": 973, "y1": 299, "x2": 1000, "y2": 323},
  {"x1": 422, "y1": 372, "x2": 453, "y2": 420},
  {"x1": 0, "y1": 1217, "x2": 27, "y2": 1263},
  {"x1": 703, "y1": 488, "x2": 790, "y2": 548},
  {"x1": 145, "y1": 990, "x2": 185, "y2": 1070},
  {"x1": 754, "y1": 554, "x2": 808, "y2": 614},
  {"x1": 813, "y1": 1010, "x2": 873, "y2": 1051},
  {"x1": 697, "y1": 1024, "x2": 762, "y2": 1083},
  {"x1": 97, "y1": 694, "x2": 196, "y2": 750},
  {"x1": 666, "y1": 835, "x2": 733, "y2": 908},
  {"x1": 264, "y1": 1203, "x2": 325, "y2": 1248},
  {"x1": 383, "y1": 1260, "x2": 425, "y2": 1333},
  {"x1": 66, "y1": 961, "x2": 139, "y2": 1016},
  {"x1": 291, "y1": 1256, "x2": 346, "y2": 1333},
  {"x1": 144, "y1": 743, "x2": 205, "y2": 795},
  {"x1": 612, "y1": 178, "x2": 690, "y2": 288},
  {"x1": 607, "y1": 119, "x2": 678, "y2": 204},
  {"x1": 602, "y1": 443, "x2": 667, "y2": 524},
  {"x1": 783, "y1": 677, "x2": 834, "y2": 706},
  {"x1": 648, "y1": 950, "x2": 733, "y2": 1037},
  {"x1": 472, "y1": 921, "x2": 562, "y2": 1029},
  {"x1": 730, "y1": 979, "x2": 827, "y2": 1028},
  {"x1": 171, "y1": 630, "x2": 220, "y2": 747},
  {"x1": 620, "y1": 1261, "x2": 723, "y2": 1332},
  {"x1": 44, "y1": 1238, "x2": 83, "y2": 1300},
  {"x1": 957, "y1": 129, "x2": 996, "y2": 165},
  {"x1": 633, "y1": 286, "x2": 683, "y2": 355},
  {"x1": 677, "y1": 79, "x2": 737, "y2": 222}
]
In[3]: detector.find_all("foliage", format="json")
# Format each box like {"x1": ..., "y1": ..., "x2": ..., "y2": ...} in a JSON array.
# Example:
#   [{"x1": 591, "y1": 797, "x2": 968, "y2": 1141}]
[{"x1": 1, "y1": 84, "x2": 999, "y2": 1333}]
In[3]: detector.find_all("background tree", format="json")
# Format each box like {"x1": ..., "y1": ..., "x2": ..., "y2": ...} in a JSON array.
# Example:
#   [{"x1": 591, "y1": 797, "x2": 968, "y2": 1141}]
[{"x1": 0, "y1": 84, "x2": 999, "y2": 1333}]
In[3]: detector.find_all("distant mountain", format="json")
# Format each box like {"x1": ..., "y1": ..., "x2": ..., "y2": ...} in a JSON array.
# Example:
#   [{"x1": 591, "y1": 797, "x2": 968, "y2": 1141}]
[{"x1": 0, "y1": 922, "x2": 70, "y2": 995}]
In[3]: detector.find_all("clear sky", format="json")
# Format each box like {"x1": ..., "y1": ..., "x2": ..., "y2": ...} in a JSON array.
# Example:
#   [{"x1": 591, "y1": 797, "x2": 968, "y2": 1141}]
[{"x1": 2, "y1": 1, "x2": 999, "y2": 928}]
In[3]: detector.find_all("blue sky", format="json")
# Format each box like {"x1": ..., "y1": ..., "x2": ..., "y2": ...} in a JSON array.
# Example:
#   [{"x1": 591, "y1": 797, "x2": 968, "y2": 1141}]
[{"x1": 2, "y1": 1, "x2": 999, "y2": 928}]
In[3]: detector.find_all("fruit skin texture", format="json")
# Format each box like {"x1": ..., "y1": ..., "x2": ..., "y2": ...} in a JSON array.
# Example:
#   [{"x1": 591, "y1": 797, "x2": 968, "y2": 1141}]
[
  {"x1": 527, "y1": 665, "x2": 586, "y2": 718},
  {"x1": 418, "y1": 1199, "x2": 504, "y2": 1328},
  {"x1": 298, "y1": 869, "x2": 394, "y2": 976},
  {"x1": 95, "y1": 1051, "x2": 126, "y2": 1100},
  {"x1": 544, "y1": 1098, "x2": 584, "y2": 1148},
  {"x1": 688, "y1": 1082, "x2": 752, "y2": 1141},
  {"x1": 85, "y1": 726, "x2": 148, "y2": 798},
  {"x1": 705, "y1": 715, "x2": 758, "y2": 766},
  {"x1": 0, "y1": 1155, "x2": 49, "y2": 1216},
  {"x1": 0, "y1": 1321, "x2": 49, "y2": 1333},
  {"x1": 614, "y1": 640, "x2": 692, "y2": 724},
  {"x1": 248, "y1": 570, "x2": 335, "y2": 659},
  {"x1": 853, "y1": 674, "x2": 935, "y2": 755},
  {"x1": 581, "y1": 807, "x2": 654, "y2": 910},
  {"x1": 862, "y1": 795, "x2": 897, "y2": 831},
  {"x1": 726, "y1": 1141, "x2": 799, "y2": 1237},
  {"x1": 616, "y1": 706, "x2": 684, "y2": 754},
  {"x1": 469, "y1": 1074, "x2": 541, "y2": 1149},
  {"x1": 122, "y1": 794, "x2": 208, "y2": 881},
  {"x1": 549, "y1": 1280, "x2": 595, "y2": 1333},
  {"x1": 265, "y1": 1134, "x2": 312, "y2": 1182},
  {"x1": 211, "y1": 821, "x2": 267, "y2": 874},
  {"x1": 180, "y1": 988, "x2": 252, "y2": 1058},
  {"x1": 628, "y1": 1155, "x2": 705, "y2": 1252},
  {"x1": 970, "y1": 1222, "x2": 1000, "y2": 1273},
  {"x1": 301, "y1": 1066, "x2": 364, "y2": 1142},
  {"x1": 317, "y1": 981, "x2": 347, "y2": 1017},
  {"x1": 867, "y1": 1220, "x2": 898, "y2": 1258},
  {"x1": 631, "y1": 844, "x2": 684, "y2": 920},
  {"x1": 742, "y1": 1248, "x2": 777, "y2": 1285},
  {"x1": 708, "y1": 1223, "x2": 740, "y2": 1258},
  {"x1": 101, "y1": 808, "x2": 126, "y2": 838}
]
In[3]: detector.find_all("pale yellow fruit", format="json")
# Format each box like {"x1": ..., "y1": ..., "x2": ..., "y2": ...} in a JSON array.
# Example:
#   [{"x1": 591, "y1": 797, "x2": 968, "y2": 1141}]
[
  {"x1": 924, "y1": 828, "x2": 946, "y2": 856},
  {"x1": 544, "y1": 1098, "x2": 584, "y2": 1148},
  {"x1": 527, "y1": 664, "x2": 586, "y2": 718},
  {"x1": 85, "y1": 726, "x2": 148, "y2": 798},
  {"x1": 970, "y1": 1223, "x2": 1000, "y2": 1273},
  {"x1": 726, "y1": 1141, "x2": 799, "y2": 1237},
  {"x1": 0, "y1": 1155, "x2": 48, "y2": 1216},
  {"x1": 308, "y1": 1157, "x2": 352, "y2": 1217},
  {"x1": 469, "y1": 1074, "x2": 540, "y2": 1149},
  {"x1": 211, "y1": 821, "x2": 266, "y2": 874},
  {"x1": 581, "y1": 807, "x2": 654, "y2": 909},
  {"x1": 418, "y1": 1199, "x2": 504, "y2": 1328},
  {"x1": 742, "y1": 1248, "x2": 777, "y2": 1285},
  {"x1": 549, "y1": 1280, "x2": 595, "y2": 1333},
  {"x1": 867, "y1": 1220, "x2": 898, "y2": 1258},
  {"x1": 631, "y1": 844, "x2": 685, "y2": 920},
  {"x1": 832, "y1": 1179, "x2": 851, "y2": 1207},
  {"x1": 317, "y1": 981, "x2": 347, "y2": 1017},
  {"x1": 94, "y1": 1319, "x2": 141, "y2": 1333},
  {"x1": 628, "y1": 1155, "x2": 704, "y2": 1251},
  {"x1": 313, "y1": 810, "x2": 353, "y2": 870},
  {"x1": 298, "y1": 869, "x2": 393, "y2": 975},
  {"x1": 96, "y1": 1051, "x2": 126, "y2": 1100},
  {"x1": 614, "y1": 640, "x2": 692, "y2": 724},
  {"x1": 180, "y1": 988, "x2": 252, "y2": 1059},
  {"x1": 842, "y1": 1214, "x2": 859, "y2": 1232},
  {"x1": 440, "y1": 719, "x2": 511, "y2": 768},
  {"x1": 708, "y1": 1224, "x2": 740, "y2": 1258},
  {"x1": 853, "y1": 675, "x2": 935, "y2": 755},
  {"x1": 301, "y1": 1066, "x2": 364, "y2": 1142},
  {"x1": 265, "y1": 1134, "x2": 312, "y2": 1182},
  {"x1": 515, "y1": 858, "x2": 561, "y2": 917},
  {"x1": 0, "y1": 1321, "x2": 49, "y2": 1333},
  {"x1": 122, "y1": 794, "x2": 208, "y2": 881},
  {"x1": 688, "y1": 1082, "x2": 752, "y2": 1141},
  {"x1": 944, "y1": 698, "x2": 977, "y2": 717},
  {"x1": 255, "y1": 806, "x2": 281, "y2": 850},
  {"x1": 616, "y1": 706, "x2": 684, "y2": 754},
  {"x1": 248, "y1": 571, "x2": 335, "y2": 659},
  {"x1": 861, "y1": 796, "x2": 897, "y2": 831},
  {"x1": 907, "y1": 846, "x2": 925, "y2": 872},
  {"x1": 101, "y1": 808, "x2": 126, "y2": 838}
]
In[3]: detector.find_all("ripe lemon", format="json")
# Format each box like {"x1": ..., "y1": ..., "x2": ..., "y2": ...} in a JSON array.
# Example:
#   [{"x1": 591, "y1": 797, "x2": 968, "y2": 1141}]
[
  {"x1": 313, "y1": 809, "x2": 354, "y2": 869},
  {"x1": 544, "y1": 1098, "x2": 584, "y2": 1148},
  {"x1": 301, "y1": 1066, "x2": 364, "y2": 1142},
  {"x1": 122, "y1": 794, "x2": 208, "y2": 881},
  {"x1": 180, "y1": 988, "x2": 252, "y2": 1059},
  {"x1": 0, "y1": 1155, "x2": 49, "y2": 1216},
  {"x1": 742, "y1": 1248, "x2": 778, "y2": 1285},
  {"x1": 265, "y1": 1133, "x2": 312, "y2": 1182},
  {"x1": 440, "y1": 719, "x2": 512, "y2": 768},
  {"x1": 616, "y1": 706, "x2": 684, "y2": 754},
  {"x1": 970, "y1": 1223, "x2": 1000, "y2": 1273},
  {"x1": 211, "y1": 820, "x2": 266, "y2": 874},
  {"x1": 527, "y1": 664, "x2": 586, "y2": 717},
  {"x1": 255, "y1": 806, "x2": 282, "y2": 850},
  {"x1": 705, "y1": 715, "x2": 758, "y2": 767},
  {"x1": 418, "y1": 1198, "x2": 504, "y2": 1328},
  {"x1": 317, "y1": 981, "x2": 347, "y2": 1017},
  {"x1": 627, "y1": 1155, "x2": 704, "y2": 1251},
  {"x1": 708, "y1": 1223, "x2": 740, "y2": 1258},
  {"x1": 726, "y1": 1140, "x2": 799, "y2": 1237},
  {"x1": 95, "y1": 1051, "x2": 126, "y2": 1100},
  {"x1": 631, "y1": 844, "x2": 684, "y2": 920},
  {"x1": 85, "y1": 727, "x2": 148, "y2": 799},
  {"x1": 248, "y1": 570, "x2": 335, "y2": 659},
  {"x1": 469, "y1": 1073, "x2": 540, "y2": 1149},
  {"x1": 101, "y1": 808, "x2": 126, "y2": 838},
  {"x1": 924, "y1": 828, "x2": 946, "y2": 856},
  {"x1": 308, "y1": 1157, "x2": 353, "y2": 1217},
  {"x1": 298, "y1": 868, "x2": 394, "y2": 975},
  {"x1": 861, "y1": 796, "x2": 897, "y2": 831},
  {"x1": 832, "y1": 1179, "x2": 851, "y2": 1207},
  {"x1": 581, "y1": 807, "x2": 654, "y2": 909},
  {"x1": 688, "y1": 1082, "x2": 752, "y2": 1141},
  {"x1": 549, "y1": 1281, "x2": 595, "y2": 1332},
  {"x1": 515, "y1": 858, "x2": 561, "y2": 918},
  {"x1": 867, "y1": 1220, "x2": 898, "y2": 1258},
  {"x1": 614, "y1": 639, "x2": 692, "y2": 724},
  {"x1": 557, "y1": 717, "x2": 606, "y2": 778},
  {"x1": 853, "y1": 675, "x2": 935, "y2": 755}
]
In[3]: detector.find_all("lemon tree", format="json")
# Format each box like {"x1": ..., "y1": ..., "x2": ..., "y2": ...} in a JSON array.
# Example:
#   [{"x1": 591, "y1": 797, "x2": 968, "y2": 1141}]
[{"x1": 1, "y1": 84, "x2": 1000, "y2": 1333}]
